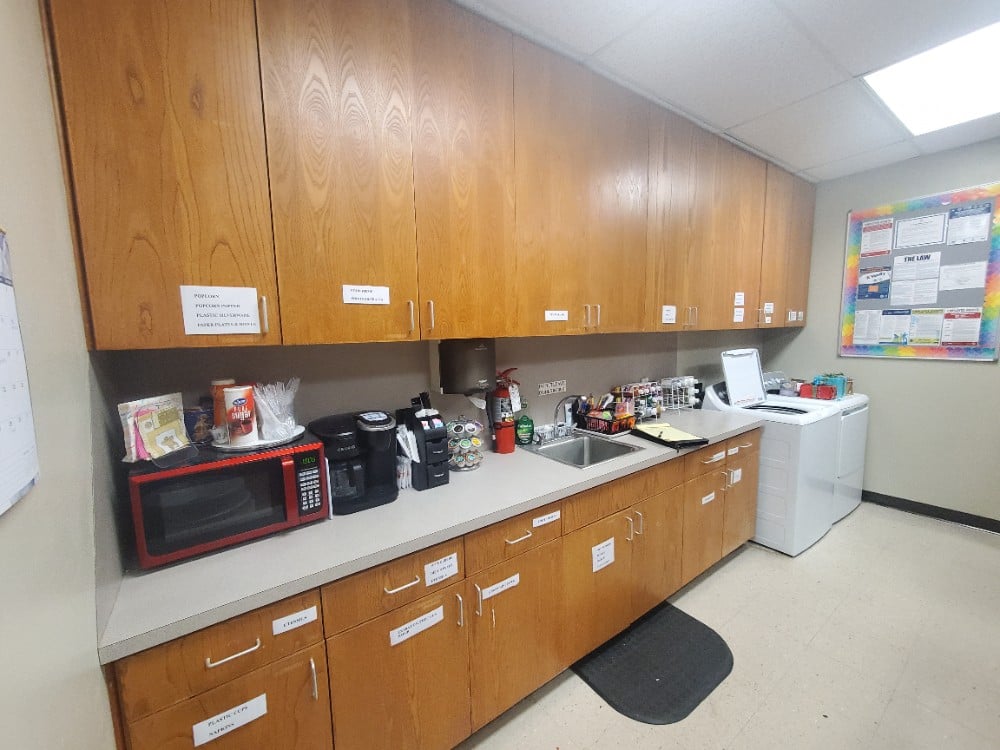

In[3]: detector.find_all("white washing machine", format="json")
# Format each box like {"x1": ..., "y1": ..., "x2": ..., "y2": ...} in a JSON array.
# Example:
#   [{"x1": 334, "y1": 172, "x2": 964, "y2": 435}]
[{"x1": 703, "y1": 349, "x2": 869, "y2": 556}]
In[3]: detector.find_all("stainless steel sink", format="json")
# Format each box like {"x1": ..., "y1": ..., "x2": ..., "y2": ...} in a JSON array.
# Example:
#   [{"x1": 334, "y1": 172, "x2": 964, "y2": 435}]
[{"x1": 521, "y1": 431, "x2": 642, "y2": 468}]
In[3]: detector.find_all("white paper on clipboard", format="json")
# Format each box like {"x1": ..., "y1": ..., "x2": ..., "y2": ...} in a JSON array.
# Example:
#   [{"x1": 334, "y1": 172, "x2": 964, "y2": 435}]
[{"x1": 0, "y1": 230, "x2": 39, "y2": 517}]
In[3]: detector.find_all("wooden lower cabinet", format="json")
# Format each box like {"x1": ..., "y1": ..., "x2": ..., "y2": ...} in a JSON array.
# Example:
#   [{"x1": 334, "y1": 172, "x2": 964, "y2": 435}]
[
  {"x1": 630, "y1": 486, "x2": 684, "y2": 618},
  {"x1": 681, "y1": 470, "x2": 728, "y2": 585},
  {"x1": 326, "y1": 580, "x2": 470, "y2": 750},
  {"x1": 127, "y1": 642, "x2": 332, "y2": 750},
  {"x1": 722, "y1": 448, "x2": 760, "y2": 557},
  {"x1": 467, "y1": 539, "x2": 565, "y2": 730}
]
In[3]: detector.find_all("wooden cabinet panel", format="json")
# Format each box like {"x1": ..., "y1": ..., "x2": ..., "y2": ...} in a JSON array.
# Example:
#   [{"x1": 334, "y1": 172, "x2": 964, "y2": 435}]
[
  {"x1": 49, "y1": 0, "x2": 280, "y2": 350},
  {"x1": 258, "y1": 0, "x2": 419, "y2": 344},
  {"x1": 760, "y1": 165, "x2": 816, "y2": 328},
  {"x1": 321, "y1": 539, "x2": 464, "y2": 636},
  {"x1": 127, "y1": 642, "x2": 332, "y2": 750},
  {"x1": 411, "y1": 0, "x2": 516, "y2": 339},
  {"x1": 681, "y1": 470, "x2": 727, "y2": 585},
  {"x1": 512, "y1": 39, "x2": 648, "y2": 336},
  {"x1": 561, "y1": 483, "x2": 620, "y2": 534},
  {"x1": 561, "y1": 510, "x2": 635, "y2": 662},
  {"x1": 726, "y1": 428, "x2": 761, "y2": 458},
  {"x1": 467, "y1": 540, "x2": 564, "y2": 730},
  {"x1": 784, "y1": 173, "x2": 816, "y2": 327},
  {"x1": 630, "y1": 486, "x2": 684, "y2": 619},
  {"x1": 116, "y1": 591, "x2": 323, "y2": 722},
  {"x1": 722, "y1": 448, "x2": 760, "y2": 557},
  {"x1": 465, "y1": 501, "x2": 562, "y2": 575},
  {"x1": 327, "y1": 582, "x2": 471, "y2": 750}
]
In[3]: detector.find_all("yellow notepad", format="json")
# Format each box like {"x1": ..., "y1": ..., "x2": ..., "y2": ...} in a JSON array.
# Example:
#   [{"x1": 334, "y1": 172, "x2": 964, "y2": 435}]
[{"x1": 632, "y1": 423, "x2": 708, "y2": 448}]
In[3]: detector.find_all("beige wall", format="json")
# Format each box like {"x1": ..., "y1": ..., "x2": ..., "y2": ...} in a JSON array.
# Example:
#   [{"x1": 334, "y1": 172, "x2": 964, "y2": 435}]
[
  {"x1": 765, "y1": 137, "x2": 1000, "y2": 521},
  {"x1": 0, "y1": 2, "x2": 115, "y2": 748}
]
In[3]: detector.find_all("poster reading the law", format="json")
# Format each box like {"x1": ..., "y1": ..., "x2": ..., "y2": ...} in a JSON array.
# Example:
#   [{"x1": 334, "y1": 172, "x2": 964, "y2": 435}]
[
  {"x1": 0, "y1": 229, "x2": 39, "y2": 516},
  {"x1": 840, "y1": 182, "x2": 1000, "y2": 361}
]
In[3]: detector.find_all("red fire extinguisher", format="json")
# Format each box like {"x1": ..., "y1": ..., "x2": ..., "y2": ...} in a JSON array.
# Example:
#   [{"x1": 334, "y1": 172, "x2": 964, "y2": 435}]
[{"x1": 490, "y1": 368, "x2": 519, "y2": 425}]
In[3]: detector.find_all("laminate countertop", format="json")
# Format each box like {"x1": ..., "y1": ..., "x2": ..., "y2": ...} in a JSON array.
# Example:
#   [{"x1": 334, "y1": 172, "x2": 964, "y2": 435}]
[{"x1": 98, "y1": 409, "x2": 761, "y2": 663}]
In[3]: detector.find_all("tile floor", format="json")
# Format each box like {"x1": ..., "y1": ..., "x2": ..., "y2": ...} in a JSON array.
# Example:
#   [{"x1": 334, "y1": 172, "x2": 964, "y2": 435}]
[{"x1": 458, "y1": 503, "x2": 1000, "y2": 749}]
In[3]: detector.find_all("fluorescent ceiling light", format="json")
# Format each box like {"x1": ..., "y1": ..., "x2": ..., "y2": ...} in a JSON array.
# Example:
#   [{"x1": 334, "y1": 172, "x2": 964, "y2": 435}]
[{"x1": 864, "y1": 21, "x2": 1000, "y2": 136}]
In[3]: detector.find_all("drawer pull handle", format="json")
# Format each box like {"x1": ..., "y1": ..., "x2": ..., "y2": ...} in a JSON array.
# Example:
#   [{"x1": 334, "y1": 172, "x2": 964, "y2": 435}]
[
  {"x1": 205, "y1": 638, "x2": 261, "y2": 669},
  {"x1": 504, "y1": 530, "x2": 533, "y2": 545},
  {"x1": 474, "y1": 584, "x2": 483, "y2": 616},
  {"x1": 626, "y1": 515, "x2": 634, "y2": 542},
  {"x1": 739, "y1": 442, "x2": 753, "y2": 449},
  {"x1": 702, "y1": 452, "x2": 725, "y2": 465},
  {"x1": 309, "y1": 657, "x2": 318, "y2": 700},
  {"x1": 456, "y1": 593, "x2": 464, "y2": 628},
  {"x1": 634, "y1": 510, "x2": 644, "y2": 535},
  {"x1": 383, "y1": 575, "x2": 421, "y2": 595}
]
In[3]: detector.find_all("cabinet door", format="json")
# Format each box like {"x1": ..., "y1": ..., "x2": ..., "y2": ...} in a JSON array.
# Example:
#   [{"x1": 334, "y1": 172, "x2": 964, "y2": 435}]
[
  {"x1": 681, "y1": 470, "x2": 727, "y2": 585},
  {"x1": 127, "y1": 642, "x2": 332, "y2": 750},
  {"x1": 49, "y1": 0, "x2": 280, "y2": 350},
  {"x1": 258, "y1": 0, "x2": 419, "y2": 344},
  {"x1": 326, "y1": 582, "x2": 470, "y2": 750},
  {"x1": 630, "y1": 486, "x2": 684, "y2": 619},
  {"x1": 467, "y1": 539, "x2": 564, "y2": 730},
  {"x1": 513, "y1": 39, "x2": 648, "y2": 336},
  {"x1": 759, "y1": 165, "x2": 815, "y2": 328},
  {"x1": 783, "y1": 174, "x2": 816, "y2": 327},
  {"x1": 722, "y1": 449, "x2": 760, "y2": 557},
  {"x1": 561, "y1": 510, "x2": 635, "y2": 663},
  {"x1": 411, "y1": 0, "x2": 516, "y2": 339}
]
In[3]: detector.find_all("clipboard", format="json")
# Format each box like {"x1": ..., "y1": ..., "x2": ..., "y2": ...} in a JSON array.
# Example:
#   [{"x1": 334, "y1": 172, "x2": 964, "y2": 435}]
[{"x1": 631, "y1": 423, "x2": 709, "y2": 449}]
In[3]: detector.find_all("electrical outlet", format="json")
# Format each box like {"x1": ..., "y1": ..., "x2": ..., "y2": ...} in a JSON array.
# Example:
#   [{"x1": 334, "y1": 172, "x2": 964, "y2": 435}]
[{"x1": 538, "y1": 379, "x2": 567, "y2": 396}]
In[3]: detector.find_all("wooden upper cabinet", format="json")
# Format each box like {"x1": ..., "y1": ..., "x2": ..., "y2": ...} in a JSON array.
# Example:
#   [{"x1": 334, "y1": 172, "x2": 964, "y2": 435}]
[
  {"x1": 513, "y1": 40, "x2": 648, "y2": 337},
  {"x1": 258, "y1": 0, "x2": 419, "y2": 344},
  {"x1": 759, "y1": 165, "x2": 815, "y2": 328},
  {"x1": 646, "y1": 109, "x2": 766, "y2": 331},
  {"x1": 48, "y1": 0, "x2": 280, "y2": 350},
  {"x1": 411, "y1": 0, "x2": 516, "y2": 340}
]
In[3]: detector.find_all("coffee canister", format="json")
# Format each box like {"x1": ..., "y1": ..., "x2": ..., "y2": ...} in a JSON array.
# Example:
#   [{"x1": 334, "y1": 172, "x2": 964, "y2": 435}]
[
  {"x1": 223, "y1": 385, "x2": 258, "y2": 447},
  {"x1": 211, "y1": 377, "x2": 235, "y2": 428}
]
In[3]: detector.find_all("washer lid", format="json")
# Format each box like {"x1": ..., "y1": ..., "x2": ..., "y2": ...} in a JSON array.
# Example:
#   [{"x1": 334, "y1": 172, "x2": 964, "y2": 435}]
[{"x1": 720, "y1": 348, "x2": 767, "y2": 408}]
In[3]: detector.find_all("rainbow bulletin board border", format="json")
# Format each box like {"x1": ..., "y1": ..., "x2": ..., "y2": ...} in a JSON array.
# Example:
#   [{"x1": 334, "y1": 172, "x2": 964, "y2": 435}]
[{"x1": 840, "y1": 181, "x2": 1000, "y2": 361}]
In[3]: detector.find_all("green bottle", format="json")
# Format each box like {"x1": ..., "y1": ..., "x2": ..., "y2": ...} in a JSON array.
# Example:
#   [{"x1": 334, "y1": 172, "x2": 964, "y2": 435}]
[{"x1": 515, "y1": 414, "x2": 534, "y2": 445}]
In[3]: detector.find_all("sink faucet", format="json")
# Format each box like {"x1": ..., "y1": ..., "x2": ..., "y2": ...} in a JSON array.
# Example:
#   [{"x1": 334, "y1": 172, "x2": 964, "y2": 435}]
[{"x1": 553, "y1": 395, "x2": 582, "y2": 432}]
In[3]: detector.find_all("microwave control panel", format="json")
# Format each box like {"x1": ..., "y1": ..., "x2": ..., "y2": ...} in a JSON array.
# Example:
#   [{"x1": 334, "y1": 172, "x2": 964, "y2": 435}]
[{"x1": 295, "y1": 451, "x2": 325, "y2": 515}]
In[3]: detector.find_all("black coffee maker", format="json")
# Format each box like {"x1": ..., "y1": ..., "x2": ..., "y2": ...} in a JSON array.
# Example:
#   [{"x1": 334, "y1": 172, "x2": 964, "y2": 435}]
[{"x1": 308, "y1": 411, "x2": 398, "y2": 514}]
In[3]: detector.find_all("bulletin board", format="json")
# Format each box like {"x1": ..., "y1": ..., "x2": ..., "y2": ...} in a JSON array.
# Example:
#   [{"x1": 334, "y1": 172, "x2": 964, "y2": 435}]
[{"x1": 839, "y1": 181, "x2": 1000, "y2": 361}]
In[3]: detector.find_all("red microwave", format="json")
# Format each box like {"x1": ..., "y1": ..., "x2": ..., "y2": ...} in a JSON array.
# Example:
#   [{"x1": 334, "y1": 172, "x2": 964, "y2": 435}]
[{"x1": 128, "y1": 440, "x2": 329, "y2": 569}]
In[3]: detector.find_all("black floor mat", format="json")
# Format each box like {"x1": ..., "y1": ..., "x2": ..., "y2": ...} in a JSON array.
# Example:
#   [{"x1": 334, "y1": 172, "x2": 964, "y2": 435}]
[{"x1": 571, "y1": 602, "x2": 733, "y2": 725}]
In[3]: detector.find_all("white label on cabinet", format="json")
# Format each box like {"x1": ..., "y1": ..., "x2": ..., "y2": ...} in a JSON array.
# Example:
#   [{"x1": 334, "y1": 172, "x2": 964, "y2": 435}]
[
  {"x1": 532, "y1": 509, "x2": 561, "y2": 528},
  {"x1": 389, "y1": 605, "x2": 444, "y2": 647},
  {"x1": 765, "y1": 315, "x2": 772, "y2": 324},
  {"x1": 727, "y1": 446, "x2": 739, "y2": 456},
  {"x1": 482, "y1": 573, "x2": 520, "y2": 601},
  {"x1": 592, "y1": 537, "x2": 615, "y2": 572},
  {"x1": 797, "y1": 311, "x2": 804, "y2": 321},
  {"x1": 342, "y1": 285, "x2": 390, "y2": 305},
  {"x1": 661, "y1": 305, "x2": 677, "y2": 324},
  {"x1": 732, "y1": 467, "x2": 743, "y2": 484},
  {"x1": 271, "y1": 605, "x2": 318, "y2": 636},
  {"x1": 701, "y1": 491, "x2": 716, "y2": 505},
  {"x1": 763, "y1": 302, "x2": 775, "y2": 314},
  {"x1": 180, "y1": 286, "x2": 261, "y2": 335},
  {"x1": 192, "y1": 693, "x2": 267, "y2": 747},
  {"x1": 425, "y1": 553, "x2": 459, "y2": 586},
  {"x1": 788, "y1": 310, "x2": 797, "y2": 322},
  {"x1": 734, "y1": 292, "x2": 745, "y2": 306},
  {"x1": 545, "y1": 310, "x2": 569, "y2": 322},
  {"x1": 733, "y1": 307, "x2": 745, "y2": 323}
]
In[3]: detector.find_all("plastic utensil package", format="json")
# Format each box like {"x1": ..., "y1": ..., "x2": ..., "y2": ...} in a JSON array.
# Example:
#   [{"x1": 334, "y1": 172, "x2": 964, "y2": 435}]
[
  {"x1": 118, "y1": 392, "x2": 191, "y2": 462},
  {"x1": 253, "y1": 378, "x2": 300, "y2": 440}
]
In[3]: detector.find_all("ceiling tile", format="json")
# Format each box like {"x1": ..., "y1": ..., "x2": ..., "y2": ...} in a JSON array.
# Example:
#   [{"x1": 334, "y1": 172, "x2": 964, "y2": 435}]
[
  {"x1": 804, "y1": 141, "x2": 922, "y2": 182},
  {"x1": 913, "y1": 115, "x2": 1000, "y2": 156},
  {"x1": 774, "y1": 0, "x2": 1000, "y2": 76},
  {"x1": 591, "y1": 0, "x2": 846, "y2": 129},
  {"x1": 453, "y1": 0, "x2": 662, "y2": 57},
  {"x1": 729, "y1": 80, "x2": 910, "y2": 171}
]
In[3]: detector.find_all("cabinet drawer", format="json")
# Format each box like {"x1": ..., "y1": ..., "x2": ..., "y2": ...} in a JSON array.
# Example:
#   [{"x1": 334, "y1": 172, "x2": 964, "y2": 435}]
[
  {"x1": 683, "y1": 442, "x2": 729, "y2": 479},
  {"x1": 116, "y1": 590, "x2": 324, "y2": 723},
  {"x1": 321, "y1": 539, "x2": 465, "y2": 636},
  {"x1": 127, "y1": 642, "x2": 331, "y2": 750},
  {"x1": 561, "y1": 483, "x2": 618, "y2": 533},
  {"x1": 465, "y1": 501, "x2": 562, "y2": 575},
  {"x1": 725, "y1": 428, "x2": 761, "y2": 458}
]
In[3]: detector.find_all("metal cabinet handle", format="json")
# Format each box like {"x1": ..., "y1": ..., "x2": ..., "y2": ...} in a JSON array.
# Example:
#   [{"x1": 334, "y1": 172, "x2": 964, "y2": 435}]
[
  {"x1": 428, "y1": 300, "x2": 435, "y2": 330},
  {"x1": 584, "y1": 304, "x2": 591, "y2": 327},
  {"x1": 407, "y1": 300, "x2": 415, "y2": 332},
  {"x1": 692, "y1": 306, "x2": 699, "y2": 326},
  {"x1": 205, "y1": 638, "x2": 261, "y2": 669},
  {"x1": 721, "y1": 470, "x2": 731, "y2": 489},
  {"x1": 504, "y1": 530, "x2": 533, "y2": 545},
  {"x1": 260, "y1": 296, "x2": 269, "y2": 334},
  {"x1": 309, "y1": 657, "x2": 318, "y2": 700},
  {"x1": 383, "y1": 575, "x2": 421, "y2": 595},
  {"x1": 756, "y1": 308, "x2": 764, "y2": 325},
  {"x1": 701, "y1": 451, "x2": 726, "y2": 465},
  {"x1": 474, "y1": 584, "x2": 483, "y2": 616},
  {"x1": 626, "y1": 515, "x2": 634, "y2": 541},
  {"x1": 634, "y1": 510, "x2": 644, "y2": 535},
  {"x1": 595, "y1": 304, "x2": 601, "y2": 326},
  {"x1": 739, "y1": 442, "x2": 753, "y2": 449},
  {"x1": 456, "y1": 593, "x2": 464, "y2": 628}
]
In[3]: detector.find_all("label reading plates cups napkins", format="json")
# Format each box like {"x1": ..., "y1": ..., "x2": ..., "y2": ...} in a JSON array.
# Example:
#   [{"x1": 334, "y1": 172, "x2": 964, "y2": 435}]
[
  {"x1": 342, "y1": 285, "x2": 390, "y2": 305},
  {"x1": 481, "y1": 573, "x2": 519, "y2": 601},
  {"x1": 532, "y1": 509, "x2": 561, "y2": 528},
  {"x1": 592, "y1": 537, "x2": 615, "y2": 572},
  {"x1": 425, "y1": 553, "x2": 459, "y2": 586},
  {"x1": 389, "y1": 606, "x2": 444, "y2": 646},
  {"x1": 544, "y1": 310, "x2": 569, "y2": 322},
  {"x1": 272, "y1": 605, "x2": 318, "y2": 636},
  {"x1": 192, "y1": 694, "x2": 267, "y2": 747}
]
